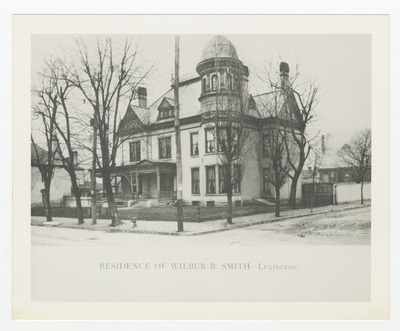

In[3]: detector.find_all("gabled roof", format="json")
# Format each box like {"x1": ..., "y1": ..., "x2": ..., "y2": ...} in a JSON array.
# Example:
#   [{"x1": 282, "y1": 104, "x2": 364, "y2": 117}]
[
  {"x1": 149, "y1": 78, "x2": 202, "y2": 121},
  {"x1": 120, "y1": 77, "x2": 302, "y2": 132},
  {"x1": 252, "y1": 90, "x2": 301, "y2": 120},
  {"x1": 31, "y1": 143, "x2": 48, "y2": 165},
  {"x1": 31, "y1": 142, "x2": 84, "y2": 170},
  {"x1": 121, "y1": 77, "x2": 202, "y2": 130},
  {"x1": 158, "y1": 97, "x2": 175, "y2": 109}
]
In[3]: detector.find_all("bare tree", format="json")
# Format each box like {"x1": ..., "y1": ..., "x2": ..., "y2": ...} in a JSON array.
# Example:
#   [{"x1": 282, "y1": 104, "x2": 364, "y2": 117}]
[
  {"x1": 214, "y1": 111, "x2": 252, "y2": 224},
  {"x1": 337, "y1": 129, "x2": 372, "y2": 204},
  {"x1": 258, "y1": 86, "x2": 291, "y2": 217},
  {"x1": 31, "y1": 136, "x2": 55, "y2": 223},
  {"x1": 32, "y1": 63, "x2": 86, "y2": 224},
  {"x1": 63, "y1": 37, "x2": 153, "y2": 226},
  {"x1": 261, "y1": 62, "x2": 318, "y2": 209},
  {"x1": 200, "y1": 47, "x2": 252, "y2": 224}
]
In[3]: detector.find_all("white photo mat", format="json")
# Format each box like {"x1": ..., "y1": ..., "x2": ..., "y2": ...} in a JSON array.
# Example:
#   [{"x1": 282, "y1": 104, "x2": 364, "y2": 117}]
[{"x1": 12, "y1": 15, "x2": 389, "y2": 320}]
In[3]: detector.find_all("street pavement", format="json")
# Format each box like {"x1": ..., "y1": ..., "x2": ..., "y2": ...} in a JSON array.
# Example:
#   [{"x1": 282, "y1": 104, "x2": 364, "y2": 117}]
[
  {"x1": 31, "y1": 202, "x2": 370, "y2": 236},
  {"x1": 32, "y1": 204, "x2": 371, "y2": 246}
]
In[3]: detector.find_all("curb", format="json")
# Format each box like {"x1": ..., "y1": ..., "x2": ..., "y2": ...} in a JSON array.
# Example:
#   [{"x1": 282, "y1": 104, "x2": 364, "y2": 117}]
[{"x1": 32, "y1": 203, "x2": 370, "y2": 236}]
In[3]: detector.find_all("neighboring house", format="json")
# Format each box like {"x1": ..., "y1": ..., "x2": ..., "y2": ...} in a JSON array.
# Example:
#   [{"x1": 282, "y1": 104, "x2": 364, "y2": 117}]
[
  {"x1": 111, "y1": 35, "x2": 303, "y2": 205},
  {"x1": 302, "y1": 135, "x2": 371, "y2": 185},
  {"x1": 31, "y1": 142, "x2": 85, "y2": 207},
  {"x1": 319, "y1": 166, "x2": 355, "y2": 184}
]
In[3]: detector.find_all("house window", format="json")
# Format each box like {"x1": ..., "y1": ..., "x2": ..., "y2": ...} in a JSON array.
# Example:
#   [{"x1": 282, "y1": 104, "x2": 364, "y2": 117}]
[
  {"x1": 211, "y1": 74, "x2": 219, "y2": 92},
  {"x1": 262, "y1": 134, "x2": 270, "y2": 157},
  {"x1": 161, "y1": 173, "x2": 174, "y2": 191},
  {"x1": 218, "y1": 165, "x2": 227, "y2": 193},
  {"x1": 232, "y1": 128, "x2": 239, "y2": 152},
  {"x1": 129, "y1": 141, "x2": 141, "y2": 162},
  {"x1": 191, "y1": 168, "x2": 200, "y2": 194},
  {"x1": 206, "y1": 166, "x2": 216, "y2": 194},
  {"x1": 217, "y1": 128, "x2": 228, "y2": 152},
  {"x1": 205, "y1": 128, "x2": 215, "y2": 153},
  {"x1": 159, "y1": 137, "x2": 171, "y2": 159},
  {"x1": 159, "y1": 108, "x2": 174, "y2": 119},
  {"x1": 233, "y1": 165, "x2": 241, "y2": 193},
  {"x1": 263, "y1": 168, "x2": 269, "y2": 193},
  {"x1": 218, "y1": 128, "x2": 238, "y2": 153},
  {"x1": 190, "y1": 132, "x2": 199, "y2": 156}
]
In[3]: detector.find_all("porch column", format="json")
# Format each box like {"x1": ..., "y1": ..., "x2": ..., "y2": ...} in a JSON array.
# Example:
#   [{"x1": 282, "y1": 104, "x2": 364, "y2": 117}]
[
  {"x1": 136, "y1": 172, "x2": 140, "y2": 200},
  {"x1": 130, "y1": 171, "x2": 134, "y2": 199},
  {"x1": 156, "y1": 166, "x2": 161, "y2": 199}
]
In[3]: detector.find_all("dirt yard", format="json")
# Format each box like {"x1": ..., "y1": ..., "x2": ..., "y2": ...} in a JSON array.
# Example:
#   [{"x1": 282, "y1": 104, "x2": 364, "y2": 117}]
[{"x1": 248, "y1": 206, "x2": 371, "y2": 245}]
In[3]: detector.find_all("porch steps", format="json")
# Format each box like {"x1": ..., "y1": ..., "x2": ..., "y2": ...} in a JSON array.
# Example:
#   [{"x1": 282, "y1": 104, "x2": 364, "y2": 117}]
[{"x1": 255, "y1": 198, "x2": 276, "y2": 206}]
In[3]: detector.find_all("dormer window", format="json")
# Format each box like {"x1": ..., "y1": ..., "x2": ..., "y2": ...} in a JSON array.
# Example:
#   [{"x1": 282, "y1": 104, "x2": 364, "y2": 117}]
[
  {"x1": 157, "y1": 97, "x2": 175, "y2": 120},
  {"x1": 159, "y1": 108, "x2": 174, "y2": 119}
]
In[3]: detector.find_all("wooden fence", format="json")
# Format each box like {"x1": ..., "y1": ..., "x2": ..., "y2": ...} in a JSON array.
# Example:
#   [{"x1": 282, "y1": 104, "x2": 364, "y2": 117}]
[{"x1": 302, "y1": 183, "x2": 334, "y2": 208}]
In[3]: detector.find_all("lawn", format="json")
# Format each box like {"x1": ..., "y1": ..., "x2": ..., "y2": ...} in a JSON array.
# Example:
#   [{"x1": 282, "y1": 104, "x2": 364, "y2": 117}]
[
  {"x1": 119, "y1": 204, "x2": 283, "y2": 222},
  {"x1": 31, "y1": 203, "x2": 290, "y2": 223}
]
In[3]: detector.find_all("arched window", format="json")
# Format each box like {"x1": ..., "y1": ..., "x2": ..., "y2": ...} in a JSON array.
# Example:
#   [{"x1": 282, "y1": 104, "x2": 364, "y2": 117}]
[
  {"x1": 226, "y1": 73, "x2": 232, "y2": 90},
  {"x1": 211, "y1": 74, "x2": 219, "y2": 92},
  {"x1": 220, "y1": 72, "x2": 225, "y2": 89},
  {"x1": 202, "y1": 78, "x2": 206, "y2": 93}
]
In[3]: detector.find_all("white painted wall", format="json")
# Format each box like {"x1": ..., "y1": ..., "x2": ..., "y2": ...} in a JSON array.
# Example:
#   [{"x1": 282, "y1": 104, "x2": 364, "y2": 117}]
[
  {"x1": 335, "y1": 182, "x2": 371, "y2": 204},
  {"x1": 31, "y1": 167, "x2": 72, "y2": 206},
  {"x1": 119, "y1": 122, "x2": 306, "y2": 204}
]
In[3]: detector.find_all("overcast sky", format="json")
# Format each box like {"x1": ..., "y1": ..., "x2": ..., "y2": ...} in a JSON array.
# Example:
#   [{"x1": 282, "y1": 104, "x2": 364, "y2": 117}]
[{"x1": 32, "y1": 34, "x2": 371, "y2": 150}]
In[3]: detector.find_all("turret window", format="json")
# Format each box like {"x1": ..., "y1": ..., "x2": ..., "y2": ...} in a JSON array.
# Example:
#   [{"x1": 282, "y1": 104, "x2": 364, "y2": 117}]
[
  {"x1": 226, "y1": 73, "x2": 232, "y2": 90},
  {"x1": 220, "y1": 72, "x2": 225, "y2": 89},
  {"x1": 211, "y1": 74, "x2": 219, "y2": 92}
]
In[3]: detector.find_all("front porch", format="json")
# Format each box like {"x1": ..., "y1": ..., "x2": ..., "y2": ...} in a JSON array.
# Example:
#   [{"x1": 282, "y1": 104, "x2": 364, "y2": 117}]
[{"x1": 109, "y1": 159, "x2": 177, "y2": 202}]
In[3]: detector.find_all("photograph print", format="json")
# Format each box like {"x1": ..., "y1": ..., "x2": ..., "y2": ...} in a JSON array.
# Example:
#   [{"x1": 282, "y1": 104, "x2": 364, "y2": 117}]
[
  {"x1": 31, "y1": 34, "x2": 372, "y2": 247},
  {"x1": 25, "y1": 30, "x2": 378, "y2": 306}
]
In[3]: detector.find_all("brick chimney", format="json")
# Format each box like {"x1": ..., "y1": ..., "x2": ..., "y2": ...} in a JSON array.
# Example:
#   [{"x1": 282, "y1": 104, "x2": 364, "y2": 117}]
[
  {"x1": 72, "y1": 151, "x2": 78, "y2": 165},
  {"x1": 137, "y1": 87, "x2": 148, "y2": 108},
  {"x1": 279, "y1": 62, "x2": 290, "y2": 90},
  {"x1": 51, "y1": 135, "x2": 59, "y2": 153},
  {"x1": 321, "y1": 135, "x2": 326, "y2": 154}
]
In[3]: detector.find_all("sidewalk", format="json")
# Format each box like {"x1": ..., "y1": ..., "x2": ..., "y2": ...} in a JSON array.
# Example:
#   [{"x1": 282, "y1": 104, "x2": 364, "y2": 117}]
[{"x1": 31, "y1": 202, "x2": 370, "y2": 236}]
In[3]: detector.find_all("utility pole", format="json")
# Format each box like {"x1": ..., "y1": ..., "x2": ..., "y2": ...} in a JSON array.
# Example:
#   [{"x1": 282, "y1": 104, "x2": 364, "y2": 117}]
[
  {"x1": 90, "y1": 114, "x2": 98, "y2": 225},
  {"x1": 174, "y1": 36, "x2": 184, "y2": 232}
]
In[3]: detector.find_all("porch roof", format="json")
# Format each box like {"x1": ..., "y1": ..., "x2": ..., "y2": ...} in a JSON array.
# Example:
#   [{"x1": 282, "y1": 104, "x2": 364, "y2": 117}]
[{"x1": 112, "y1": 159, "x2": 176, "y2": 174}]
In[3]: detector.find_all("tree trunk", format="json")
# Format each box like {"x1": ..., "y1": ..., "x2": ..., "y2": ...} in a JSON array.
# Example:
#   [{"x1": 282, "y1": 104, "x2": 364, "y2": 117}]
[
  {"x1": 275, "y1": 186, "x2": 281, "y2": 217},
  {"x1": 227, "y1": 190, "x2": 233, "y2": 224},
  {"x1": 69, "y1": 170, "x2": 84, "y2": 225},
  {"x1": 225, "y1": 162, "x2": 233, "y2": 224},
  {"x1": 42, "y1": 183, "x2": 52, "y2": 222},
  {"x1": 361, "y1": 180, "x2": 364, "y2": 205},
  {"x1": 288, "y1": 171, "x2": 301, "y2": 209},
  {"x1": 102, "y1": 172, "x2": 121, "y2": 226}
]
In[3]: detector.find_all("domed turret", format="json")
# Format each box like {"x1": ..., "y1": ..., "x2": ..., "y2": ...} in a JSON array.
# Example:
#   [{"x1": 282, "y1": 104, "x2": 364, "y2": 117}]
[
  {"x1": 200, "y1": 35, "x2": 239, "y2": 61},
  {"x1": 196, "y1": 35, "x2": 249, "y2": 115}
]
